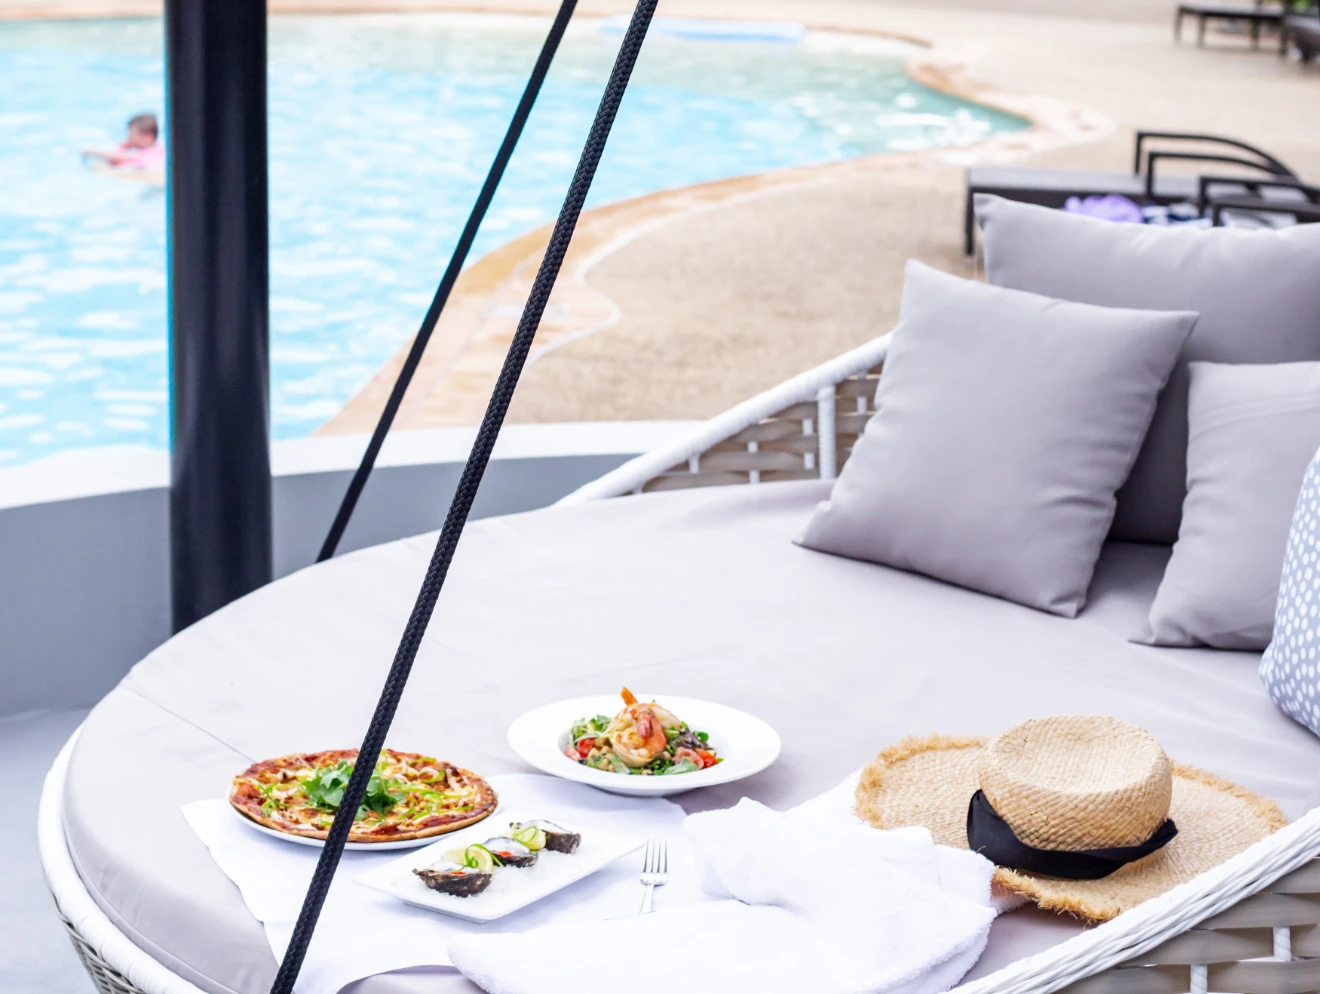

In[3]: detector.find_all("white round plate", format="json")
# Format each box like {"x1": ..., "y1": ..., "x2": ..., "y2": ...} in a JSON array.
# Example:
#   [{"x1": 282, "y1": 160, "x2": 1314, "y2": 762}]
[
  {"x1": 227, "y1": 796, "x2": 496, "y2": 851},
  {"x1": 507, "y1": 694, "x2": 781, "y2": 797}
]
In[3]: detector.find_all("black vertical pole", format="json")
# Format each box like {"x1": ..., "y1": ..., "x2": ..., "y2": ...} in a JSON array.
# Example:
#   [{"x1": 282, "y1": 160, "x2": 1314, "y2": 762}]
[{"x1": 166, "y1": 0, "x2": 273, "y2": 632}]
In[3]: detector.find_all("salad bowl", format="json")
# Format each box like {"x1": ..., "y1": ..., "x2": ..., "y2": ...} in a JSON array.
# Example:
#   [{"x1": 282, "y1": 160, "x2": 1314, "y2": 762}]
[{"x1": 507, "y1": 693, "x2": 781, "y2": 797}]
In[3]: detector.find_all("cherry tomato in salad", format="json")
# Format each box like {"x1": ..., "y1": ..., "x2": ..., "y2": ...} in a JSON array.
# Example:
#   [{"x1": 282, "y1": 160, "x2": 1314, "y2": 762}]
[
  {"x1": 696, "y1": 749, "x2": 718, "y2": 768},
  {"x1": 673, "y1": 747, "x2": 704, "y2": 768},
  {"x1": 575, "y1": 737, "x2": 596, "y2": 759}
]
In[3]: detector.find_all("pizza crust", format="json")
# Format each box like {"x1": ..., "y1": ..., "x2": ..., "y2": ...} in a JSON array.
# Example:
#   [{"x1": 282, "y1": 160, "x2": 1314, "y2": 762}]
[{"x1": 228, "y1": 748, "x2": 498, "y2": 844}]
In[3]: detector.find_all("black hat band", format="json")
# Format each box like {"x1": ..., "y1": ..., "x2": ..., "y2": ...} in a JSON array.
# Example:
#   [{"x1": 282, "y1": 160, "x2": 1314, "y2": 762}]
[{"x1": 966, "y1": 789, "x2": 1178, "y2": 880}]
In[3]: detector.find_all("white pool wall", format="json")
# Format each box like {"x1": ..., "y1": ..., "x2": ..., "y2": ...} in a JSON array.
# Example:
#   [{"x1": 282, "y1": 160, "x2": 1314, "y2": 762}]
[{"x1": 0, "y1": 421, "x2": 696, "y2": 717}]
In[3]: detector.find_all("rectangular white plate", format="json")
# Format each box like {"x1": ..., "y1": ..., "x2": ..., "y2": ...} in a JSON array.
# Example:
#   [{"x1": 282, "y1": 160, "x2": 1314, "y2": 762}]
[{"x1": 355, "y1": 811, "x2": 643, "y2": 923}]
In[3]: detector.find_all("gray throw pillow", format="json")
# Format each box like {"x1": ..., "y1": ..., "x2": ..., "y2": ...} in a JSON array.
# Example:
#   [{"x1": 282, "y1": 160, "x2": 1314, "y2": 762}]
[
  {"x1": 1145, "y1": 362, "x2": 1320, "y2": 650},
  {"x1": 976, "y1": 195, "x2": 1320, "y2": 545},
  {"x1": 800, "y1": 261, "x2": 1197, "y2": 617}
]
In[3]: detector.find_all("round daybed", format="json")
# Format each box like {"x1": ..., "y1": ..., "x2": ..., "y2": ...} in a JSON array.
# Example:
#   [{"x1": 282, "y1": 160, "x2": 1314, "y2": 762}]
[{"x1": 42, "y1": 338, "x2": 1320, "y2": 994}]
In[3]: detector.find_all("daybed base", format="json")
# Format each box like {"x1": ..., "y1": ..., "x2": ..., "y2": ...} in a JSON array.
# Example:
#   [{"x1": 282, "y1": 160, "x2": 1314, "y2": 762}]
[
  {"x1": 41, "y1": 735, "x2": 207, "y2": 994},
  {"x1": 1060, "y1": 887, "x2": 1316, "y2": 994},
  {"x1": 58, "y1": 904, "x2": 145, "y2": 994},
  {"x1": 45, "y1": 337, "x2": 1320, "y2": 994}
]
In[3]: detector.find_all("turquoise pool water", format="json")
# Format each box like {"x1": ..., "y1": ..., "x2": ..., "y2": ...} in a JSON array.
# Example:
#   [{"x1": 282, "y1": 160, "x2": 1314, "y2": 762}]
[{"x1": 0, "y1": 14, "x2": 1025, "y2": 467}]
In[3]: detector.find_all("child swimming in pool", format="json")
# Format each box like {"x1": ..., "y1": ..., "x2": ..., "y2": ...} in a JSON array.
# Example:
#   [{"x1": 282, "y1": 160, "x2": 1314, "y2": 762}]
[{"x1": 83, "y1": 113, "x2": 164, "y2": 172}]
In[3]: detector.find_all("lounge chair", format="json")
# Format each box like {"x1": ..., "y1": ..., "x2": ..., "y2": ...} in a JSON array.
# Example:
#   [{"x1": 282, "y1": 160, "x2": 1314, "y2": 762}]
[
  {"x1": 1282, "y1": 8, "x2": 1320, "y2": 60},
  {"x1": 963, "y1": 131, "x2": 1299, "y2": 254},
  {"x1": 1207, "y1": 180, "x2": 1320, "y2": 225},
  {"x1": 1175, "y1": 0, "x2": 1285, "y2": 48}
]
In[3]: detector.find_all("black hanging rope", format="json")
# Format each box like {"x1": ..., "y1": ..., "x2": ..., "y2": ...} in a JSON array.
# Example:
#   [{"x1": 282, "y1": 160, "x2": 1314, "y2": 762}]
[
  {"x1": 317, "y1": 0, "x2": 579, "y2": 563},
  {"x1": 269, "y1": 4, "x2": 659, "y2": 992}
]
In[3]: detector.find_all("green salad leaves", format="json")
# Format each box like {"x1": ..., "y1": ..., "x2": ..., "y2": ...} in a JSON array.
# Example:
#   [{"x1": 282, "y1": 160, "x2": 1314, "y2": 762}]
[
  {"x1": 304, "y1": 760, "x2": 404, "y2": 820},
  {"x1": 570, "y1": 714, "x2": 610, "y2": 742}
]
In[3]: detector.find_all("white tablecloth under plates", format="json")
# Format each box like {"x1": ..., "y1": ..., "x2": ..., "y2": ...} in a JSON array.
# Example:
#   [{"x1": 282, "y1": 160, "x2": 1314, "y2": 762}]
[{"x1": 184, "y1": 776, "x2": 698, "y2": 994}]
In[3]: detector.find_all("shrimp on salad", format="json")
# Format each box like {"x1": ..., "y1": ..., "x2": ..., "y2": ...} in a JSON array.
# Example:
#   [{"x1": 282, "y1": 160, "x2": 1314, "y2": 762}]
[{"x1": 565, "y1": 688, "x2": 720, "y2": 776}]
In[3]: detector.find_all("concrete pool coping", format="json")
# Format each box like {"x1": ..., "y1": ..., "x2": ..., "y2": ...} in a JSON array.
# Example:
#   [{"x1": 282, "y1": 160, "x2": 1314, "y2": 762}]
[
  {"x1": 278, "y1": 10, "x2": 1109, "y2": 434},
  {"x1": 316, "y1": 135, "x2": 1108, "y2": 435}
]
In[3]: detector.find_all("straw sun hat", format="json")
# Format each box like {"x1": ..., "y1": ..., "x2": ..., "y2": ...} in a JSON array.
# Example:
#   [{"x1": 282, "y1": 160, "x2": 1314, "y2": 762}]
[{"x1": 855, "y1": 716, "x2": 1286, "y2": 922}]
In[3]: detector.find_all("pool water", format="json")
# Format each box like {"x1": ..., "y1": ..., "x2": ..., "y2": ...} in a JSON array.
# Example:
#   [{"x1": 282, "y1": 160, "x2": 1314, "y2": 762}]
[{"x1": 0, "y1": 14, "x2": 1025, "y2": 467}]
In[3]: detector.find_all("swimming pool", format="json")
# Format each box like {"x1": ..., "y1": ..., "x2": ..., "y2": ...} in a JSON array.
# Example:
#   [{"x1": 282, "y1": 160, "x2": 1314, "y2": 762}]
[{"x1": 0, "y1": 14, "x2": 1025, "y2": 467}]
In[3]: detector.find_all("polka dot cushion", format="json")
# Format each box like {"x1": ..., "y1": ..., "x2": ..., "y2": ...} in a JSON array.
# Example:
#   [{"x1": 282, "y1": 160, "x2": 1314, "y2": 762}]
[{"x1": 1261, "y1": 446, "x2": 1320, "y2": 736}]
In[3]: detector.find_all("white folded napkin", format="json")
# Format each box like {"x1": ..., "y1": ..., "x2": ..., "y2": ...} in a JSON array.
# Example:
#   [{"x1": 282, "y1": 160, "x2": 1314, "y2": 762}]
[
  {"x1": 184, "y1": 774, "x2": 695, "y2": 994},
  {"x1": 449, "y1": 795, "x2": 997, "y2": 994}
]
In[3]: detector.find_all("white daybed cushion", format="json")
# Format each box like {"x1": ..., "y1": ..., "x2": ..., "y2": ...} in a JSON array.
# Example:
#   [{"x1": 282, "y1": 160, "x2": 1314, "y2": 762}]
[
  {"x1": 800, "y1": 262, "x2": 1195, "y2": 617},
  {"x1": 1146, "y1": 361, "x2": 1320, "y2": 650},
  {"x1": 61, "y1": 481, "x2": 1320, "y2": 994}
]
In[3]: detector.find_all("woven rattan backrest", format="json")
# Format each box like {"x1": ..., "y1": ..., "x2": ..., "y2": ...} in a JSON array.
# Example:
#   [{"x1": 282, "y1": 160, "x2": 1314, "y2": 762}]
[{"x1": 638, "y1": 363, "x2": 883, "y2": 493}]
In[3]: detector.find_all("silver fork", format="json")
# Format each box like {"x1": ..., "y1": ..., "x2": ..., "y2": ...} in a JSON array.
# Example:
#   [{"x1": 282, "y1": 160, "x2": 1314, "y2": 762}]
[{"x1": 638, "y1": 838, "x2": 668, "y2": 914}]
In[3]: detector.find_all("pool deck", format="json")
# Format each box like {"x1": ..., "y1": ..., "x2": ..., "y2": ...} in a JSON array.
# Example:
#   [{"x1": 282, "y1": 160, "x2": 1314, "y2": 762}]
[{"x1": 6, "y1": 0, "x2": 1319, "y2": 431}]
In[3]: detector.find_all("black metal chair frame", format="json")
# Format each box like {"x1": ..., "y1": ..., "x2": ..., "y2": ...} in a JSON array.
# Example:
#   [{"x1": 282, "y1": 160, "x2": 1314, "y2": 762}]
[
  {"x1": 964, "y1": 132, "x2": 1302, "y2": 255},
  {"x1": 1197, "y1": 174, "x2": 1320, "y2": 212},
  {"x1": 1133, "y1": 131, "x2": 1295, "y2": 178},
  {"x1": 1209, "y1": 192, "x2": 1320, "y2": 225},
  {"x1": 1174, "y1": 0, "x2": 1285, "y2": 49},
  {"x1": 1142, "y1": 150, "x2": 1295, "y2": 198}
]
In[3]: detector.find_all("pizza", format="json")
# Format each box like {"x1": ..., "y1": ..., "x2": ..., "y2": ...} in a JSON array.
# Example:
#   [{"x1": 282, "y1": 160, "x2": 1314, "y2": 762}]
[{"x1": 229, "y1": 748, "x2": 497, "y2": 843}]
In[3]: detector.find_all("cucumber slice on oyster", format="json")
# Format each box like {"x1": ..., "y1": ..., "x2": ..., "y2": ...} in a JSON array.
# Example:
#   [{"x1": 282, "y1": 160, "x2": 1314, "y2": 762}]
[{"x1": 511, "y1": 824, "x2": 547, "y2": 851}]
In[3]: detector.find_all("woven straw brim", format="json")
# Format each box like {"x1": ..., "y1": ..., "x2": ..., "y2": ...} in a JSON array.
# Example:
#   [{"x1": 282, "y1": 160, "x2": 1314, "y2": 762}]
[{"x1": 855, "y1": 735, "x2": 1287, "y2": 923}]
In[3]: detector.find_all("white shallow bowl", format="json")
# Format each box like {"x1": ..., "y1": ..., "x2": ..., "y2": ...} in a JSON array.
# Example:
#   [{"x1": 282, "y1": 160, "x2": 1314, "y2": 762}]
[
  {"x1": 356, "y1": 810, "x2": 641, "y2": 923},
  {"x1": 507, "y1": 694, "x2": 781, "y2": 797},
  {"x1": 227, "y1": 799, "x2": 484, "y2": 850}
]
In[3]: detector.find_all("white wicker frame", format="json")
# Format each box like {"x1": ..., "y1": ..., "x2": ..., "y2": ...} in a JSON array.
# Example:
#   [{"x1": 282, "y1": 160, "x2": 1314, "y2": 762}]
[
  {"x1": 41, "y1": 334, "x2": 1320, "y2": 994},
  {"x1": 40, "y1": 731, "x2": 207, "y2": 994},
  {"x1": 560, "y1": 335, "x2": 892, "y2": 504}
]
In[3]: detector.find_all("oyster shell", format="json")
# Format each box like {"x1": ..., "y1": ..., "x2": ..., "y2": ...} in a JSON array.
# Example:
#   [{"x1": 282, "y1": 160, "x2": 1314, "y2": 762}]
[
  {"x1": 484, "y1": 837, "x2": 538, "y2": 868},
  {"x1": 413, "y1": 858, "x2": 492, "y2": 897}
]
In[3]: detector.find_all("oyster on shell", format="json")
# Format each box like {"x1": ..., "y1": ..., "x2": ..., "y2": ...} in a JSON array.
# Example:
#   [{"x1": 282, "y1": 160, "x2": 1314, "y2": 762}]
[
  {"x1": 483, "y1": 837, "x2": 538, "y2": 868},
  {"x1": 413, "y1": 858, "x2": 492, "y2": 897}
]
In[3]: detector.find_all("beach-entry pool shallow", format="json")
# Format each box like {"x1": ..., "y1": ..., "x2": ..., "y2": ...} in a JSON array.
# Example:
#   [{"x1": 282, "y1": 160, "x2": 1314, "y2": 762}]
[{"x1": 0, "y1": 14, "x2": 1026, "y2": 467}]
